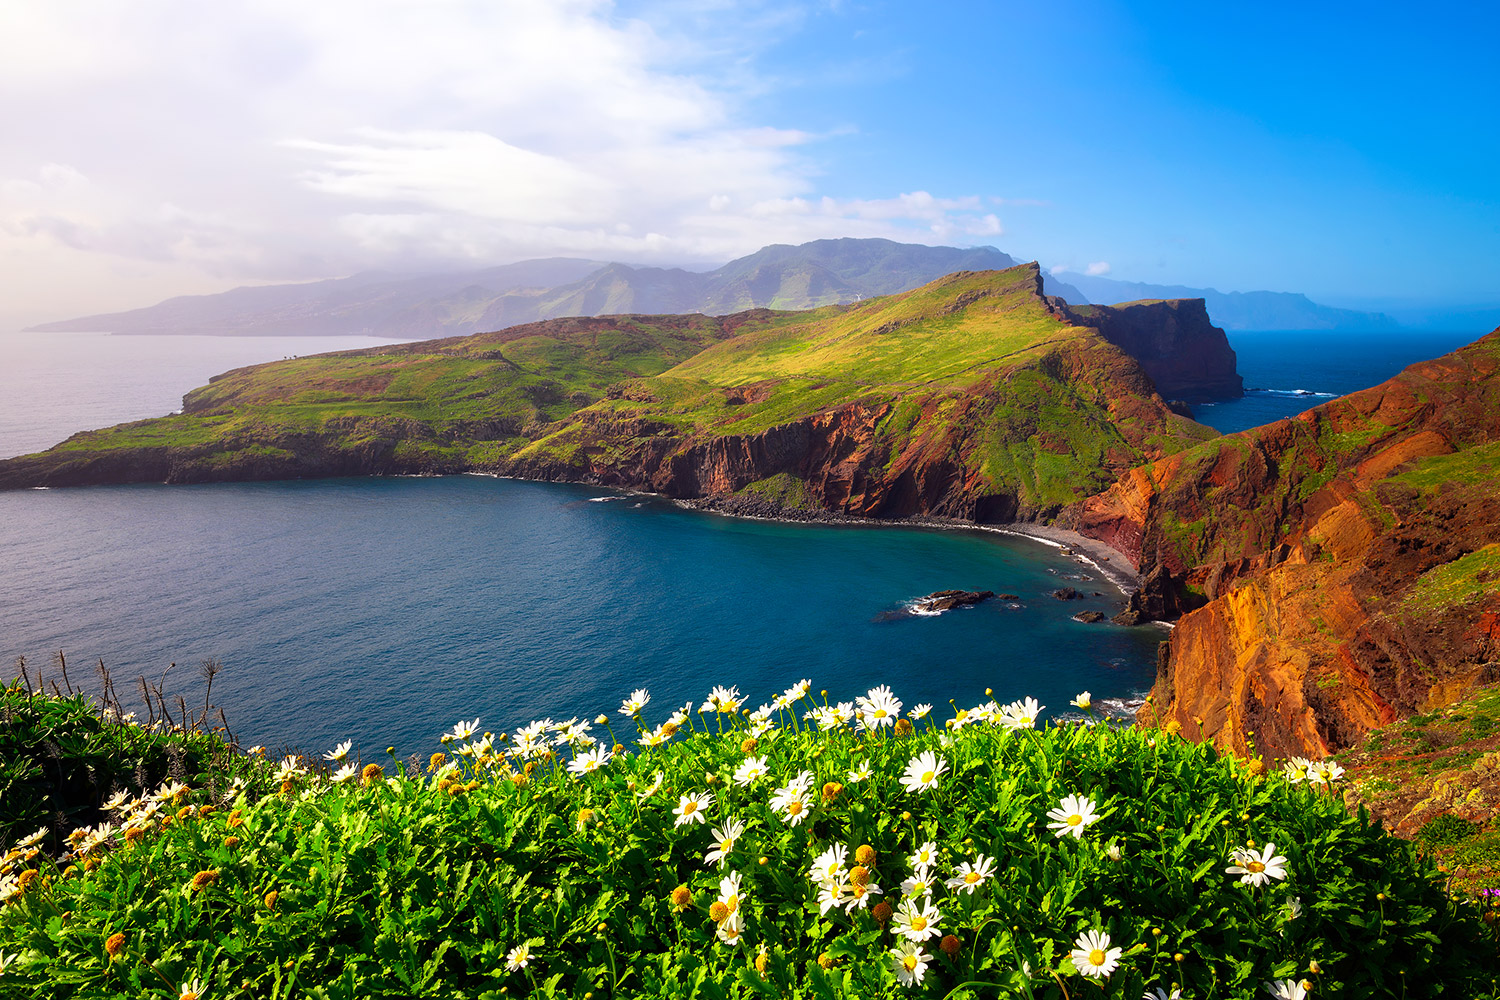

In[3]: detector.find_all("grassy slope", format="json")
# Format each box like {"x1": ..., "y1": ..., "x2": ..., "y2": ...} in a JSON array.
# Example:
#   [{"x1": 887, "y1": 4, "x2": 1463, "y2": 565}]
[
  {"x1": 1, "y1": 265, "x2": 1215, "y2": 519},
  {"x1": 512, "y1": 266, "x2": 1214, "y2": 517}
]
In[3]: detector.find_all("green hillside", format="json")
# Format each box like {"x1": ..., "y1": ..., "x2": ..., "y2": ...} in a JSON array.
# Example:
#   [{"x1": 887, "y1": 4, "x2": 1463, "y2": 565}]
[{"x1": 0, "y1": 264, "x2": 1216, "y2": 520}]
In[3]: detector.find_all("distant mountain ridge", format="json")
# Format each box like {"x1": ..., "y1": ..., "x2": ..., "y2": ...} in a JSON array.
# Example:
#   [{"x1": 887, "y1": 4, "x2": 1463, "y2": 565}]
[
  {"x1": 28, "y1": 237, "x2": 1392, "y2": 338},
  {"x1": 1057, "y1": 271, "x2": 1400, "y2": 331}
]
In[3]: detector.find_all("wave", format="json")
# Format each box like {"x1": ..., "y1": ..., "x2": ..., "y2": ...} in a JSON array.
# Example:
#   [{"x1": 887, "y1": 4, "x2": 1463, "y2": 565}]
[
  {"x1": 1244, "y1": 388, "x2": 1338, "y2": 398},
  {"x1": 587, "y1": 495, "x2": 628, "y2": 503}
]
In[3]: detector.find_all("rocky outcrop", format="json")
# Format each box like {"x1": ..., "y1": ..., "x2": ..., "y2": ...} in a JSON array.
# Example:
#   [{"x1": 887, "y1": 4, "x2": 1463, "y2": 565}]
[
  {"x1": 1063, "y1": 299, "x2": 1243, "y2": 403},
  {"x1": 1088, "y1": 329, "x2": 1500, "y2": 759},
  {"x1": 914, "y1": 590, "x2": 996, "y2": 613}
]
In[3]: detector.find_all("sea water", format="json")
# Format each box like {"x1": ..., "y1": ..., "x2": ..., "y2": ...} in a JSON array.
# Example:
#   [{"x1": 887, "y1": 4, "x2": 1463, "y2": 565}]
[{"x1": 0, "y1": 476, "x2": 1157, "y2": 756}]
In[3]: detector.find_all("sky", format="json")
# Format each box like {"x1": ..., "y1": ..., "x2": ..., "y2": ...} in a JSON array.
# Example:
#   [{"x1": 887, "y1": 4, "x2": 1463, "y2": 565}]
[{"x1": 1, "y1": 0, "x2": 1496, "y2": 329}]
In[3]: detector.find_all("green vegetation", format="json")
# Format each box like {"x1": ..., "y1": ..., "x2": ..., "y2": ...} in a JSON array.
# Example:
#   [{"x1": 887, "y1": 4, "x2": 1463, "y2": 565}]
[
  {"x1": 4, "y1": 682, "x2": 1500, "y2": 998},
  {"x1": 3, "y1": 264, "x2": 1217, "y2": 518},
  {"x1": 1417, "y1": 815, "x2": 1479, "y2": 849},
  {"x1": 1403, "y1": 545, "x2": 1500, "y2": 613}
]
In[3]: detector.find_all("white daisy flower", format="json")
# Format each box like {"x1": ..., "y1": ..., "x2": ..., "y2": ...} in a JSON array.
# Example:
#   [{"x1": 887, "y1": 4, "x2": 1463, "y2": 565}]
[
  {"x1": 704, "y1": 818, "x2": 745, "y2": 868},
  {"x1": 999, "y1": 696, "x2": 1043, "y2": 730},
  {"x1": 330, "y1": 763, "x2": 358, "y2": 783},
  {"x1": 734, "y1": 756, "x2": 770, "y2": 786},
  {"x1": 1282, "y1": 757, "x2": 1313, "y2": 783},
  {"x1": 847, "y1": 760, "x2": 873, "y2": 783},
  {"x1": 893, "y1": 897, "x2": 942, "y2": 942},
  {"x1": 444, "y1": 718, "x2": 480, "y2": 743},
  {"x1": 909, "y1": 703, "x2": 933, "y2": 720},
  {"x1": 900, "y1": 751, "x2": 948, "y2": 794},
  {"x1": 101, "y1": 790, "x2": 131, "y2": 813},
  {"x1": 1145, "y1": 988, "x2": 1183, "y2": 999},
  {"x1": 1045, "y1": 793, "x2": 1103, "y2": 839},
  {"x1": 783, "y1": 679, "x2": 812, "y2": 702},
  {"x1": 673, "y1": 790, "x2": 714, "y2": 826},
  {"x1": 945, "y1": 854, "x2": 995, "y2": 894},
  {"x1": 769, "y1": 776, "x2": 813, "y2": 826},
  {"x1": 909, "y1": 841, "x2": 939, "y2": 868},
  {"x1": 567, "y1": 747, "x2": 611, "y2": 777},
  {"x1": 1071, "y1": 691, "x2": 1092, "y2": 710},
  {"x1": 809, "y1": 844, "x2": 849, "y2": 886},
  {"x1": 1308, "y1": 759, "x2": 1345, "y2": 785},
  {"x1": 1070, "y1": 929, "x2": 1121, "y2": 978},
  {"x1": 1265, "y1": 980, "x2": 1307, "y2": 999},
  {"x1": 619, "y1": 689, "x2": 650, "y2": 715},
  {"x1": 816, "y1": 879, "x2": 849, "y2": 915},
  {"x1": 890, "y1": 941, "x2": 932, "y2": 987},
  {"x1": 856, "y1": 685, "x2": 903, "y2": 730},
  {"x1": 900, "y1": 864, "x2": 937, "y2": 899},
  {"x1": 505, "y1": 943, "x2": 531, "y2": 971},
  {"x1": 323, "y1": 740, "x2": 352, "y2": 763},
  {"x1": 636, "y1": 770, "x2": 664, "y2": 801},
  {"x1": 1227, "y1": 842, "x2": 1289, "y2": 887},
  {"x1": 716, "y1": 911, "x2": 745, "y2": 945},
  {"x1": 843, "y1": 877, "x2": 882, "y2": 912}
]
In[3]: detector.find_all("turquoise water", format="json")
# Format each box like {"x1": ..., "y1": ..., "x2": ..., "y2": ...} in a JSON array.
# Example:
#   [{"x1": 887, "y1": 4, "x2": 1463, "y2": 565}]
[{"x1": 0, "y1": 476, "x2": 1160, "y2": 757}]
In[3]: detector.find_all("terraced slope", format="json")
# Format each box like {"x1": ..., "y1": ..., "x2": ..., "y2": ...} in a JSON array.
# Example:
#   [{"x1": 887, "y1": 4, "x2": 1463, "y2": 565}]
[
  {"x1": 0, "y1": 264, "x2": 1221, "y2": 522},
  {"x1": 1074, "y1": 329, "x2": 1500, "y2": 758}
]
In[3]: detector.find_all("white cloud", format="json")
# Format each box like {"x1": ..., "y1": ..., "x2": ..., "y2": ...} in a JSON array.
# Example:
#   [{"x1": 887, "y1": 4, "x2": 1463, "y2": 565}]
[
  {"x1": 0, "y1": 0, "x2": 1017, "y2": 324},
  {"x1": 1086, "y1": 261, "x2": 1112, "y2": 275}
]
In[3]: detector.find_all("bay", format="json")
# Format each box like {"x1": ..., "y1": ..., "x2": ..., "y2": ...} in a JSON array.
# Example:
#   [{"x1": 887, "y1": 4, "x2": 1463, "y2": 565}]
[{"x1": 0, "y1": 476, "x2": 1156, "y2": 757}]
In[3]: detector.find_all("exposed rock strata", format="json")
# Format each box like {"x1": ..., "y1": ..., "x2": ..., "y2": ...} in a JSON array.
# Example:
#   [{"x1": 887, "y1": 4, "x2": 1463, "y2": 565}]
[{"x1": 1072, "y1": 329, "x2": 1500, "y2": 759}]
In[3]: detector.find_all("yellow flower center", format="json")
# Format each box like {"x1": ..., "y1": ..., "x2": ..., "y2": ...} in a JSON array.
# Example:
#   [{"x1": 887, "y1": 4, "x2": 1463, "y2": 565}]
[
  {"x1": 720, "y1": 838, "x2": 733, "y2": 852},
  {"x1": 911, "y1": 915, "x2": 927, "y2": 931},
  {"x1": 788, "y1": 801, "x2": 803, "y2": 816},
  {"x1": 964, "y1": 871, "x2": 980, "y2": 884},
  {"x1": 726, "y1": 894, "x2": 739, "y2": 913},
  {"x1": 921, "y1": 770, "x2": 935, "y2": 783},
  {"x1": 683, "y1": 802, "x2": 697, "y2": 815},
  {"x1": 1088, "y1": 948, "x2": 1106, "y2": 967},
  {"x1": 1248, "y1": 860, "x2": 1265, "y2": 874},
  {"x1": 903, "y1": 955, "x2": 919, "y2": 972},
  {"x1": 1067, "y1": 814, "x2": 1083, "y2": 826},
  {"x1": 875, "y1": 709, "x2": 887, "y2": 718}
]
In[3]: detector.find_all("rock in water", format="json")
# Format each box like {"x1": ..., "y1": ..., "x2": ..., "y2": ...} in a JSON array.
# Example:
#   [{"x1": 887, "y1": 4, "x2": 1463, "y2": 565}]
[
  {"x1": 1072, "y1": 611, "x2": 1106, "y2": 623},
  {"x1": 1051, "y1": 587, "x2": 1084, "y2": 601},
  {"x1": 913, "y1": 589, "x2": 995, "y2": 613}
]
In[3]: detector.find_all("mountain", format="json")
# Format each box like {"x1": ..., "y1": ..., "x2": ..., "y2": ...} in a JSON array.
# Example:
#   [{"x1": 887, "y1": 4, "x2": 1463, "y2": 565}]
[
  {"x1": 23, "y1": 239, "x2": 1086, "y2": 340},
  {"x1": 1058, "y1": 271, "x2": 1400, "y2": 331},
  {"x1": 1073, "y1": 325, "x2": 1500, "y2": 761},
  {"x1": 0, "y1": 265, "x2": 1228, "y2": 522},
  {"x1": 24, "y1": 258, "x2": 611, "y2": 339}
]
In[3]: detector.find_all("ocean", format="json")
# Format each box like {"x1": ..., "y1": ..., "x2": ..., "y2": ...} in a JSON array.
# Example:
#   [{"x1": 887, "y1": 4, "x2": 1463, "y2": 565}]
[{"x1": 0, "y1": 324, "x2": 1488, "y2": 756}]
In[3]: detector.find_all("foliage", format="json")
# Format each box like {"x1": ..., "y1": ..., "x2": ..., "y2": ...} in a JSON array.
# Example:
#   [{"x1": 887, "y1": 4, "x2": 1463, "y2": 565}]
[
  {"x1": 3, "y1": 683, "x2": 1499, "y2": 998},
  {"x1": 1417, "y1": 815, "x2": 1480, "y2": 849}
]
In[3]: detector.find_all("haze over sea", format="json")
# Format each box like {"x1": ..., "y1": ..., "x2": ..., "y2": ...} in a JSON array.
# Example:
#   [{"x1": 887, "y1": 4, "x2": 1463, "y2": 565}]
[{"x1": 0, "y1": 325, "x2": 1484, "y2": 756}]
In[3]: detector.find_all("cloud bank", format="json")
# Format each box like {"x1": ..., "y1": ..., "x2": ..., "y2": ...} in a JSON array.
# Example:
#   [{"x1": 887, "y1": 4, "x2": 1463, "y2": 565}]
[{"x1": 0, "y1": 0, "x2": 1009, "y2": 323}]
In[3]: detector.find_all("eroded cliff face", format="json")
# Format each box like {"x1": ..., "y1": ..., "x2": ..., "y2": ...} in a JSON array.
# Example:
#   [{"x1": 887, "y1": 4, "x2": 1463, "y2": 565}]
[
  {"x1": 1062, "y1": 299, "x2": 1243, "y2": 403},
  {"x1": 500, "y1": 323, "x2": 1214, "y2": 525},
  {"x1": 1074, "y1": 329, "x2": 1500, "y2": 759}
]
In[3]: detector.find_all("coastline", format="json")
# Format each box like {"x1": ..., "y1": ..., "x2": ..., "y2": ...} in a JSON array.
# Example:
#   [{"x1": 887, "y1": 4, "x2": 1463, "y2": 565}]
[{"x1": 667, "y1": 490, "x2": 1142, "y2": 599}]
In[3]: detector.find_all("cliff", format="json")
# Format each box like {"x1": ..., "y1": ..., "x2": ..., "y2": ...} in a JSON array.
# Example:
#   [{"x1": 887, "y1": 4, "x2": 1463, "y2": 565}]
[
  {"x1": 0, "y1": 265, "x2": 1224, "y2": 523},
  {"x1": 1071, "y1": 329, "x2": 1500, "y2": 759},
  {"x1": 1062, "y1": 299, "x2": 1244, "y2": 403}
]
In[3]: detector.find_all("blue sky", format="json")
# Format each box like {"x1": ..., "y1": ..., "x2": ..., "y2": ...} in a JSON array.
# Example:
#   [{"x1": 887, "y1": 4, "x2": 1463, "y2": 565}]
[
  {"x1": 0, "y1": 0, "x2": 1495, "y2": 326},
  {"x1": 720, "y1": 0, "x2": 1499, "y2": 308}
]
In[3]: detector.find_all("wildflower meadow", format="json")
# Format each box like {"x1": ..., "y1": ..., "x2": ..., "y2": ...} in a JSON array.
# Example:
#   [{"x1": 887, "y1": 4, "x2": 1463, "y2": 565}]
[{"x1": 2, "y1": 678, "x2": 1498, "y2": 998}]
